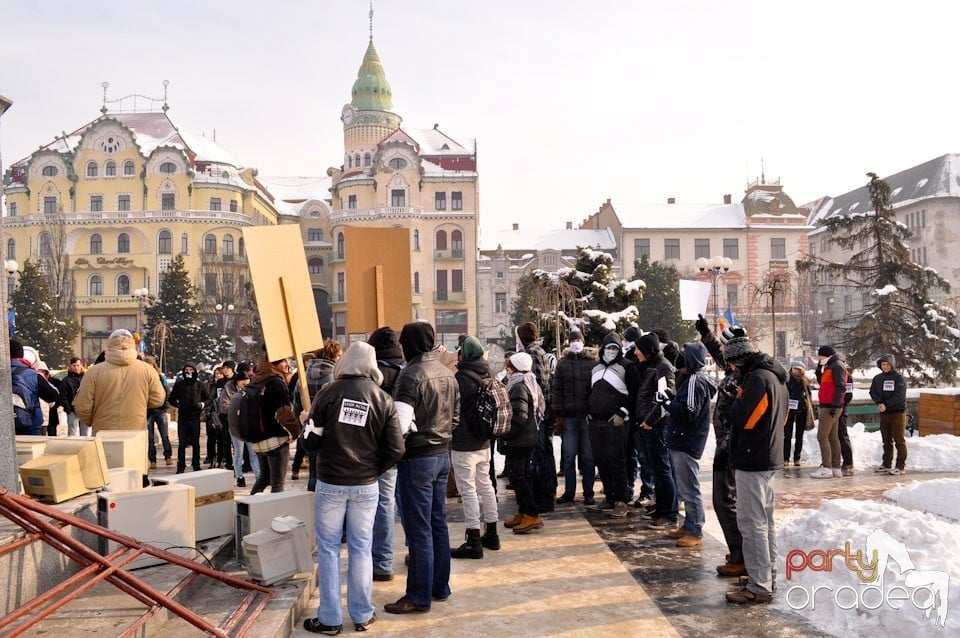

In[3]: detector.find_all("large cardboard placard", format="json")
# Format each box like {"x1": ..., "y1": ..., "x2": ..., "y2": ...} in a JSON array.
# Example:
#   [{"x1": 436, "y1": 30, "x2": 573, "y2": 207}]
[
  {"x1": 242, "y1": 225, "x2": 324, "y2": 362},
  {"x1": 344, "y1": 227, "x2": 413, "y2": 334}
]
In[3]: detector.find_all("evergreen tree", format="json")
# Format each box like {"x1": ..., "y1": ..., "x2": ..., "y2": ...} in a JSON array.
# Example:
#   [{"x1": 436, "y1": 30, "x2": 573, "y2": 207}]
[
  {"x1": 632, "y1": 255, "x2": 689, "y2": 342},
  {"x1": 527, "y1": 248, "x2": 644, "y2": 347},
  {"x1": 509, "y1": 273, "x2": 541, "y2": 329},
  {"x1": 8, "y1": 259, "x2": 80, "y2": 367},
  {"x1": 143, "y1": 254, "x2": 227, "y2": 375},
  {"x1": 800, "y1": 172, "x2": 960, "y2": 384}
]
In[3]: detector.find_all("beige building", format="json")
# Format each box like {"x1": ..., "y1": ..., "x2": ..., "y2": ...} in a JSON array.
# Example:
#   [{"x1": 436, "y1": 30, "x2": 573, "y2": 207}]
[
  {"x1": 274, "y1": 37, "x2": 480, "y2": 349},
  {"x1": 805, "y1": 153, "x2": 960, "y2": 347},
  {"x1": 3, "y1": 108, "x2": 280, "y2": 361},
  {"x1": 582, "y1": 181, "x2": 812, "y2": 361}
]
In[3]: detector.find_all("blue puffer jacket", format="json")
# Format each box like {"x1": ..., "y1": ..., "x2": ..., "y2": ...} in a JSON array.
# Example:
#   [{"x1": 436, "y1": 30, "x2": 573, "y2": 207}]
[{"x1": 665, "y1": 342, "x2": 718, "y2": 459}]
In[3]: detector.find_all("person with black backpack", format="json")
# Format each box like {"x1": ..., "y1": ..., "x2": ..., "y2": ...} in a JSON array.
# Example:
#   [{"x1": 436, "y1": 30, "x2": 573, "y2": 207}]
[
  {"x1": 10, "y1": 339, "x2": 59, "y2": 436},
  {"x1": 449, "y1": 336, "x2": 501, "y2": 559}
]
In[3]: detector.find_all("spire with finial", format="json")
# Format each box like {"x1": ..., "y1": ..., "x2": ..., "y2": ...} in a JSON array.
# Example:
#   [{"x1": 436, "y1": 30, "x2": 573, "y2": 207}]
[
  {"x1": 369, "y1": 2, "x2": 374, "y2": 41},
  {"x1": 760, "y1": 157, "x2": 766, "y2": 184},
  {"x1": 101, "y1": 82, "x2": 109, "y2": 114},
  {"x1": 351, "y1": 4, "x2": 392, "y2": 111}
]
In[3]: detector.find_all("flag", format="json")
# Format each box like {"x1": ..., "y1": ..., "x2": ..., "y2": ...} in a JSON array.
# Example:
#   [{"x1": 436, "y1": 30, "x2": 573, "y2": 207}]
[
  {"x1": 7, "y1": 309, "x2": 15, "y2": 336},
  {"x1": 723, "y1": 307, "x2": 740, "y2": 328}
]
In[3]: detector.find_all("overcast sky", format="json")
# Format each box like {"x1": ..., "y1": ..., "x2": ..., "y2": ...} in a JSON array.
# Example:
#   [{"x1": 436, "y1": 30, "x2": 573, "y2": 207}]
[{"x1": 2, "y1": 1, "x2": 958, "y2": 232}]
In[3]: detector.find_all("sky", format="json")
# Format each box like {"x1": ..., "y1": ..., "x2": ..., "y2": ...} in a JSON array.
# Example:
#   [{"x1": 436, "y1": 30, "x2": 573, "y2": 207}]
[{"x1": 3, "y1": 1, "x2": 960, "y2": 232}]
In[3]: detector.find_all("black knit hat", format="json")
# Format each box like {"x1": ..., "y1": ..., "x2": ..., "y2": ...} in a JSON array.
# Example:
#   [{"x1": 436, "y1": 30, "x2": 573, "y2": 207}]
[
  {"x1": 724, "y1": 335, "x2": 759, "y2": 364},
  {"x1": 9, "y1": 339, "x2": 24, "y2": 359},
  {"x1": 637, "y1": 333, "x2": 660, "y2": 358},
  {"x1": 818, "y1": 345, "x2": 836, "y2": 357},
  {"x1": 623, "y1": 326, "x2": 642, "y2": 343}
]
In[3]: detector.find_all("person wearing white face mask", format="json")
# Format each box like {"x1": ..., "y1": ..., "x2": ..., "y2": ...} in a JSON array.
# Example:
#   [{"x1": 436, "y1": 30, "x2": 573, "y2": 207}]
[
  {"x1": 585, "y1": 332, "x2": 638, "y2": 518},
  {"x1": 552, "y1": 330, "x2": 598, "y2": 506}
]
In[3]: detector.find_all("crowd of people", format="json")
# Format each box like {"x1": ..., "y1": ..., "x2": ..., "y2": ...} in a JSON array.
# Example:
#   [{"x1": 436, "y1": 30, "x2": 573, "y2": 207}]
[{"x1": 9, "y1": 317, "x2": 912, "y2": 632}]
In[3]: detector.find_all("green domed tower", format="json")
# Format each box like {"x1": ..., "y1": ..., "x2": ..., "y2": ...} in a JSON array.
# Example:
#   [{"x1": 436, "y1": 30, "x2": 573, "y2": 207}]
[
  {"x1": 350, "y1": 39, "x2": 392, "y2": 111},
  {"x1": 340, "y1": 36, "x2": 402, "y2": 169}
]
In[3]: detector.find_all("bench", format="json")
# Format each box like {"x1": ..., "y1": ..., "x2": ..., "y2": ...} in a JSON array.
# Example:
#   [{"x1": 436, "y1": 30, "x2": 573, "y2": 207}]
[{"x1": 841, "y1": 403, "x2": 918, "y2": 436}]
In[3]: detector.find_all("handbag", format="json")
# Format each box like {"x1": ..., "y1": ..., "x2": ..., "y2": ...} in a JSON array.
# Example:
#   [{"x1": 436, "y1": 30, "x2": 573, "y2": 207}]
[{"x1": 803, "y1": 396, "x2": 816, "y2": 431}]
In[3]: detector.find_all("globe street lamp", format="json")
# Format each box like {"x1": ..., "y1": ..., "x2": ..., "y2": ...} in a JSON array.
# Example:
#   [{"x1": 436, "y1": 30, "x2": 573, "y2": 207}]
[{"x1": 696, "y1": 255, "x2": 733, "y2": 335}]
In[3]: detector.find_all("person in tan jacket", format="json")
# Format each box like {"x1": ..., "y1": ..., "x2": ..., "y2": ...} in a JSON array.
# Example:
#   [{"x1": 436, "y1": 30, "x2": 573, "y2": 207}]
[{"x1": 74, "y1": 329, "x2": 167, "y2": 434}]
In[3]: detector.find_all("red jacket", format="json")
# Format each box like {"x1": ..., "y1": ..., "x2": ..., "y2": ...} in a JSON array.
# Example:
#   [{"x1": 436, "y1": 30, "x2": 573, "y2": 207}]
[{"x1": 817, "y1": 356, "x2": 848, "y2": 409}]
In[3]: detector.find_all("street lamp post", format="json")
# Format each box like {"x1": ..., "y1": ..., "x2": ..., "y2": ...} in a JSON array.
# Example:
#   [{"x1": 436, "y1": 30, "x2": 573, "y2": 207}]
[
  {"x1": 132, "y1": 287, "x2": 149, "y2": 350},
  {"x1": 215, "y1": 302, "x2": 235, "y2": 357},
  {"x1": 696, "y1": 255, "x2": 733, "y2": 335},
  {"x1": 0, "y1": 94, "x2": 16, "y2": 494}
]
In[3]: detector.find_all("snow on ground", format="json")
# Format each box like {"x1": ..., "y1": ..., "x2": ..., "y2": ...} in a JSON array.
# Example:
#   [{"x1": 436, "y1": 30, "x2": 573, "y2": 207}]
[
  {"x1": 883, "y1": 478, "x2": 960, "y2": 522},
  {"x1": 776, "y1": 497, "x2": 959, "y2": 634}
]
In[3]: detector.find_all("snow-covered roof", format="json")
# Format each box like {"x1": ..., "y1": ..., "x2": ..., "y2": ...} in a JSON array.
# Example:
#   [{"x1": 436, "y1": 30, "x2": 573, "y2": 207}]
[
  {"x1": 615, "y1": 203, "x2": 746, "y2": 229},
  {"x1": 809, "y1": 153, "x2": 960, "y2": 225},
  {"x1": 479, "y1": 227, "x2": 616, "y2": 252},
  {"x1": 10, "y1": 111, "x2": 244, "y2": 176},
  {"x1": 408, "y1": 127, "x2": 476, "y2": 156},
  {"x1": 257, "y1": 176, "x2": 332, "y2": 216}
]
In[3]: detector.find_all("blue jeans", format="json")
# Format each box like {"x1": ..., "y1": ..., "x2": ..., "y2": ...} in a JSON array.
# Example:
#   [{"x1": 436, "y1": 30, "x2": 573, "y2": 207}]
[
  {"x1": 313, "y1": 480, "x2": 379, "y2": 626},
  {"x1": 230, "y1": 433, "x2": 260, "y2": 481},
  {"x1": 641, "y1": 424, "x2": 678, "y2": 521},
  {"x1": 560, "y1": 417, "x2": 595, "y2": 499},
  {"x1": 372, "y1": 467, "x2": 398, "y2": 577},
  {"x1": 396, "y1": 453, "x2": 451, "y2": 610},
  {"x1": 147, "y1": 410, "x2": 172, "y2": 462},
  {"x1": 67, "y1": 412, "x2": 90, "y2": 437},
  {"x1": 670, "y1": 449, "x2": 704, "y2": 537}
]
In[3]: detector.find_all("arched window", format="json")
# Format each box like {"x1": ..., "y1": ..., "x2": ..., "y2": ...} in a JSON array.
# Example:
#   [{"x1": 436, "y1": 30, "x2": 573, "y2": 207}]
[
  {"x1": 123, "y1": 160, "x2": 135, "y2": 176},
  {"x1": 181, "y1": 233, "x2": 189, "y2": 254},
  {"x1": 204, "y1": 234, "x2": 217, "y2": 254},
  {"x1": 39, "y1": 233, "x2": 52, "y2": 257},
  {"x1": 117, "y1": 274, "x2": 130, "y2": 296},
  {"x1": 364, "y1": 153, "x2": 371, "y2": 167},
  {"x1": 435, "y1": 229, "x2": 448, "y2": 251},
  {"x1": 354, "y1": 154, "x2": 361, "y2": 168},
  {"x1": 238, "y1": 237, "x2": 245, "y2": 257},
  {"x1": 388, "y1": 157, "x2": 407, "y2": 170},
  {"x1": 223, "y1": 234, "x2": 234, "y2": 258},
  {"x1": 413, "y1": 229, "x2": 420, "y2": 251},
  {"x1": 413, "y1": 271, "x2": 420, "y2": 294},
  {"x1": 308, "y1": 258, "x2": 324, "y2": 275},
  {"x1": 451, "y1": 229, "x2": 464, "y2": 257},
  {"x1": 90, "y1": 234, "x2": 103, "y2": 255},
  {"x1": 158, "y1": 230, "x2": 172, "y2": 254},
  {"x1": 6, "y1": 238, "x2": 14, "y2": 261},
  {"x1": 347, "y1": 155, "x2": 352, "y2": 169},
  {"x1": 117, "y1": 233, "x2": 130, "y2": 254},
  {"x1": 159, "y1": 161, "x2": 177, "y2": 174},
  {"x1": 41, "y1": 166, "x2": 58, "y2": 177},
  {"x1": 89, "y1": 274, "x2": 103, "y2": 296},
  {"x1": 337, "y1": 232, "x2": 345, "y2": 260},
  {"x1": 86, "y1": 162, "x2": 98, "y2": 178},
  {"x1": 105, "y1": 161, "x2": 116, "y2": 177}
]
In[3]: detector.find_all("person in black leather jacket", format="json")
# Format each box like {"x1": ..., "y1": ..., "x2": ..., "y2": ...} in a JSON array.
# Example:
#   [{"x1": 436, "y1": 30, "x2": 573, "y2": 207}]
[{"x1": 385, "y1": 321, "x2": 459, "y2": 615}]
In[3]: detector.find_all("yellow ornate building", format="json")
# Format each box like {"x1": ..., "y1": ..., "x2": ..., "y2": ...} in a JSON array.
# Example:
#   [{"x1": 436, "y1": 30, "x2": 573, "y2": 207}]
[
  {"x1": 3, "y1": 108, "x2": 280, "y2": 361},
  {"x1": 4, "y1": 28, "x2": 480, "y2": 359}
]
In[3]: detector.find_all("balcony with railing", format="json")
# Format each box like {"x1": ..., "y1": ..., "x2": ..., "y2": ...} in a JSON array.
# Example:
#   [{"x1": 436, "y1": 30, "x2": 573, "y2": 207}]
[
  {"x1": 329, "y1": 206, "x2": 426, "y2": 223},
  {"x1": 434, "y1": 291, "x2": 466, "y2": 304},
  {"x1": 4, "y1": 209, "x2": 251, "y2": 226},
  {"x1": 434, "y1": 247, "x2": 465, "y2": 261}
]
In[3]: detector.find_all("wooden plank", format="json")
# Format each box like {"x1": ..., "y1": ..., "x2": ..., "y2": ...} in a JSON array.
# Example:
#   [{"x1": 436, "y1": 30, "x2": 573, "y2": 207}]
[
  {"x1": 919, "y1": 394, "x2": 960, "y2": 409},
  {"x1": 920, "y1": 418, "x2": 960, "y2": 436}
]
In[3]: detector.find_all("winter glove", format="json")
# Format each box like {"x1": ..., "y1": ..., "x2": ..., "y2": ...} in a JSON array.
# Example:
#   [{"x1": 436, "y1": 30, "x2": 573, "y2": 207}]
[
  {"x1": 694, "y1": 314, "x2": 710, "y2": 337},
  {"x1": 608, "y1": 414, "x2": 625, "y2": 426}
]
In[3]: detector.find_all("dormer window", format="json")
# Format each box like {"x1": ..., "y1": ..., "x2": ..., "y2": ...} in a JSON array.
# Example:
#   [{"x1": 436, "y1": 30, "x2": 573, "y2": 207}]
[
  {"x1": 41, "y1": 166, "x2": 58, "y2": 177},
  {"x1": 159, "y1": 162, "x2": 177, "y2": 174},
  {"x1": 388, "y1": 157, "x2": 408, "y2": 170}
]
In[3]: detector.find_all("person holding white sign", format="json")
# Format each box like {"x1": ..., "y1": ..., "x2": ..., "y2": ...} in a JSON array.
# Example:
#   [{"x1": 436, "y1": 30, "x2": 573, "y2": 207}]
[{"x1": 869, "y1": 354, "x2": 908, "y2": 475}]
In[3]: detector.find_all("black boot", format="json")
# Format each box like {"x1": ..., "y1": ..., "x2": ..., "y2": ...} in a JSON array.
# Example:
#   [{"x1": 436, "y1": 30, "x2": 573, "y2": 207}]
[
  {"x1": 451, "y1": 528, "x2": 483, "y2": 559},
  {"x1": 480, "y1": 522, "x2": 501, "y2": 551}
]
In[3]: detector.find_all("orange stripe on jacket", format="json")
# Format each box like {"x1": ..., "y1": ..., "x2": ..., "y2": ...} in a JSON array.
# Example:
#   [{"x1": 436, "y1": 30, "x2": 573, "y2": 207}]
[{"x1": 744, "y1": 394, "x2": 769, "y2": 431}]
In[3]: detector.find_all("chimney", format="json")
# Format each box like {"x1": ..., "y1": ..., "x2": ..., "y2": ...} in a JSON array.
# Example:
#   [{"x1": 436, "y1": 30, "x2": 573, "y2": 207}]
[
  {"x1": 565, "y1": 221, "x2": 572, "y2": 230},
  {"x1": 723, "y1": 194, "x2": 732, "y2": 204},
  {"x1": 667, "y1": 197, "x2": 676, "y2": 205},
  {"x1": 512, "y1": 223, "x2": 519, "y2": 231}
]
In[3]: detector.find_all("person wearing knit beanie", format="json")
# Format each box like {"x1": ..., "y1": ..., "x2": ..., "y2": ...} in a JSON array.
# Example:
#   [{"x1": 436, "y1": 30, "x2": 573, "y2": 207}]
[
  {"x1": 817, "y1": 345, "x2": 836, "y2": 358},
  {"x1": 722, "y1": 335, "x2": 759, "y2": 365},
  {"x1": 636, "y1": 333, "x2": 661, "y2": 359},
  {"x1": 460, "y1": 336, "x2": 485, "y2": 361}
]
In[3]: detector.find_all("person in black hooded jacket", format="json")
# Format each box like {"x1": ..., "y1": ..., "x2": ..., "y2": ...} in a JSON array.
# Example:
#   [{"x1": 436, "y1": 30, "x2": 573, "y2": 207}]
[
  {"x1": 367, "y1": 326, "x2": 406, "y2": 581},
  {"x1": 585, "y1": 332, "x2": 637, "y2": 518},
  {"x1": 869, "y1": 354, "x2": 908, "y2": 474},
  {"x1": 634, "y1": 333, "x2": 678, "y2": 528},
  {"x1": 723, "y1": 334, "x2": 787, "y2": 605}
]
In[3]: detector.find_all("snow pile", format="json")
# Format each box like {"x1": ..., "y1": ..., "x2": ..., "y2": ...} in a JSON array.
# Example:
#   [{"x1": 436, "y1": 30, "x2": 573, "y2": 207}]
[
  {"x1": 793, "y1": 422, "x2": 960, "y2": 472},
  {"x1": 776, "y1": 498, "x2": 960, "y2": 633},
  {"x1": 883, "y1": 478, "x2": 960, "y2": 522}
]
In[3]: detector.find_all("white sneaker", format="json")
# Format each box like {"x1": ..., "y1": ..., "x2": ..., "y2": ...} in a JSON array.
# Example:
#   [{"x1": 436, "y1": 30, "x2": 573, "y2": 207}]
[
  {"x1": 810, "y1": 467, "x2": 834, "y2": 479},
  {"x1": 832, "y1": 468, "x2": 843, "y2": 477},
  {"x1": 874, "y1": 465, "x2": 892, "y2": 473},
  {"x1": 888, "y1": 468, "x2": 905, "y2": 476}
]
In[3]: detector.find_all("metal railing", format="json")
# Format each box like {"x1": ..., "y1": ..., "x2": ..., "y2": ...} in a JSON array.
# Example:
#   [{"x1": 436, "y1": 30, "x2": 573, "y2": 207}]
[{"x1": 4, "y1": 210, "x2": 251, "y2": 226}]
